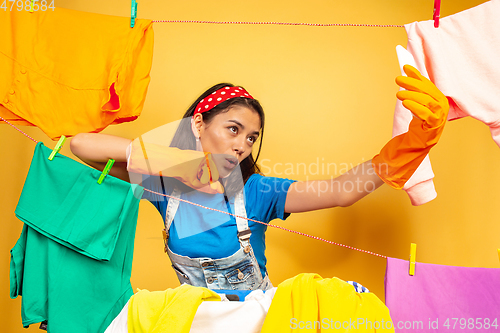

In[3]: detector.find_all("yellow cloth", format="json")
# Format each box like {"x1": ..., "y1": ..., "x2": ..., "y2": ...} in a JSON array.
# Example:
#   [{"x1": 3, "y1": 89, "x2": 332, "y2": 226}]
[
  {"x1": 127, "y1": 284, "x2": 221, "y2": 333},
  {"x1": 0, "y1": 7, "x2": 154, "y2": 140},
  {"x1": 261, "y1": 273, "x2": 394, "y2": 332}
]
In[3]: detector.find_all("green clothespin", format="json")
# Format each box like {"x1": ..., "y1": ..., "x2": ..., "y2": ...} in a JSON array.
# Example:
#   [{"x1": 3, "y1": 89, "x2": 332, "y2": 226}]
[
  {"x1": 130, "y1": 0, "x2": 137, "y2": 28},
  {"x1": 30, "y1": 0, "x2": 34, "y2": 12},
  {"x1": 97, "y1": 159, "x2": 115, "y2": 184},
  {"x1": 48, "y1": 135, "x2": 66, "y2": 161}
]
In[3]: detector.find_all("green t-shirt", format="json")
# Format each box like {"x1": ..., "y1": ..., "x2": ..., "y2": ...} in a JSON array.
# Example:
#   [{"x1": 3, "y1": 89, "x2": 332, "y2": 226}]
[{"x1": 10, "y1": 142, "x2": 144, "y2": 333}]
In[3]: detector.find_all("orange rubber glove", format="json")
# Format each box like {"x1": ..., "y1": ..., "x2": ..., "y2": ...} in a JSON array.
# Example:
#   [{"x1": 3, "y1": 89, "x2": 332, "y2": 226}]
[
  {"x1": 372, "y1": 65, "x2": 449, "y2": 189},
  {"x1": 127, "y1": 137, "x2": 224, "y2": 194}
]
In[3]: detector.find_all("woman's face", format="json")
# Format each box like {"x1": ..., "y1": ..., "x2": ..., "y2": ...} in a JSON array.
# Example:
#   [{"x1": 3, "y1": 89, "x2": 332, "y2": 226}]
[{"x1": 197, "y1": 105, "x2": 261, "y2": 177}]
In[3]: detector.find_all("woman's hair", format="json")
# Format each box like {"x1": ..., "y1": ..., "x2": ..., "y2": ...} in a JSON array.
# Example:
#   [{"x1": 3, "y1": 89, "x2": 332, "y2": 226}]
[{"x1": 169, "y1": 83, "x2": 265, "y2": 196}]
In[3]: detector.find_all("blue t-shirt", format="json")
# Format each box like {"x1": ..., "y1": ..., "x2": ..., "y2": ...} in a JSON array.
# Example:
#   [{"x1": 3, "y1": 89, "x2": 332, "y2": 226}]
[{"x1": 141, "y1": 173, "x2": 296, "y2": 278}]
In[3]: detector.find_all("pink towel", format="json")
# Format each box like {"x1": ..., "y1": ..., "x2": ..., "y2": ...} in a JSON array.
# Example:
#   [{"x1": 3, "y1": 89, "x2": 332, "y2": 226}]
[
  {"x1": 385, "y1": 257, "x2": 500, "y2": 333},
  {"x1": 394, "y1": 0, "x2": 500, "y2": 205}
]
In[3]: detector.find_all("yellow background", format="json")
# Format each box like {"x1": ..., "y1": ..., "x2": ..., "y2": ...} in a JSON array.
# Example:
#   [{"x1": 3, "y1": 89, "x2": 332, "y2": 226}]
[{"x1": 1, "y1": 0, "x2": 497, "y2": 331}]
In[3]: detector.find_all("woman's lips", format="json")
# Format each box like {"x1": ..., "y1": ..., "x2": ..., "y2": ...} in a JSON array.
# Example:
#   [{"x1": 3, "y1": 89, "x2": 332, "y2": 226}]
[{"x1": 224, "y1": 157, "x2": 238, "y2": 169}]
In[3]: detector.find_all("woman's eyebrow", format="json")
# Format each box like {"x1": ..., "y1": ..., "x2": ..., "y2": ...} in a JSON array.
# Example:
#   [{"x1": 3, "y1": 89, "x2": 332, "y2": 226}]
[{"x1": 227, "y1": 120, "x2": 260, "y2": 136}]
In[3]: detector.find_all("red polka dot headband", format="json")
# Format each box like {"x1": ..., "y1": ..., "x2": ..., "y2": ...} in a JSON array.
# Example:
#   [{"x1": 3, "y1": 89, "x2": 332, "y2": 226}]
[{"x1": 193, "y1": 86, "x2": 254, "y2": 116}]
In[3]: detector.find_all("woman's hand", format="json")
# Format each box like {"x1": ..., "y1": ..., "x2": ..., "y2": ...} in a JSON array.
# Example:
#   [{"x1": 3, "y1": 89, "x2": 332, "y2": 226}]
[
  {"x1": 371, "y1": 65, "x2": 449, "y2": 189},
  {"x1": 396, "y1": 65, "x2": 449, "y2": 129},
  {"x1": 127, "y1": 139, "x2": 224, "y2": 194}
]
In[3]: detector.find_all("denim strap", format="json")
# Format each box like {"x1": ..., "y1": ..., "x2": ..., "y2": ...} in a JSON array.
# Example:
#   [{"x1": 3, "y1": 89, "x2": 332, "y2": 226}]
[
  {"x1": 164, "y1": 187, "x2": 181, "y2": 238},
  {"x1": 234, "y1": 191, "x2": 251, "y2": 249}
]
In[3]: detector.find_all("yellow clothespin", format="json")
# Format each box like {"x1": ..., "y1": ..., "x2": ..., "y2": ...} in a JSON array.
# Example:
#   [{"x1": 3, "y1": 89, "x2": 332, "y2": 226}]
[
  {"x1": 30, "y1": 0, "x2": 34, "y2": 12},
  {"x1": 497, "y1": 249, "x2": 500, "y2": 263},
  {"x1": 48, "y1": 135, "x2": 66, "y2": 161},
  {"x1": 97, "y1": 159, "x2": 115, "y2": 184},
  {"x1": 409, "y1": 243, "x2": 417, "y2": 276}
]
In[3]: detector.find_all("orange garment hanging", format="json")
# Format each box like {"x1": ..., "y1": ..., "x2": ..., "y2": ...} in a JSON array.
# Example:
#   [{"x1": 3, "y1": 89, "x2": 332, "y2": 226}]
[{"x1": 0, "y1": 7, "x2": 154, "y2": 140}]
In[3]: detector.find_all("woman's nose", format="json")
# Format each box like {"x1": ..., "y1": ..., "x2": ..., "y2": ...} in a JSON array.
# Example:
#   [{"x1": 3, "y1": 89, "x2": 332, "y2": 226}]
[{"x1": 232, "y1": 136, "x2": 246, "y2": 155}]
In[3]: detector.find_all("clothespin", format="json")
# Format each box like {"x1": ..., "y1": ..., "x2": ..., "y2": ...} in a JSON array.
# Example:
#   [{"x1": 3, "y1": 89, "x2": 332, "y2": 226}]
[
  {"x1": 409, "y1": 243, "x2": 417, "y2": 276},
  {"x1": 30, "y1": 0, "x2": 34, "y2": 12},
  {"x1": 130, "y1": 0, "x2": 137, "y2": 28},
  {"x1": 97, "y1": 159, "x2": 115, "y2": 184},
  {"x1": 433, "y1": 0, "x2": 441, "y2": 28},
  {"x1": 497, "y1": 249, "x2": 500, "y2": 263},
  {"x1": 48, "y1": 135, "x2": 66, "y2": 161}
]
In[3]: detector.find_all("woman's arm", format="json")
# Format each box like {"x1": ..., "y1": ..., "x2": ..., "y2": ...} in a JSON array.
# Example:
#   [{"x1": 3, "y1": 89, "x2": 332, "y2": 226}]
[
  {"x1": 284, "y1": 160, "x2": 384, "y2": 213},
  {"x1": 284, "y1": 65, "x2": 450, "y2": 214},
  {"x1": 70, "y1": 133, "x2": 132, "y2": 182}
]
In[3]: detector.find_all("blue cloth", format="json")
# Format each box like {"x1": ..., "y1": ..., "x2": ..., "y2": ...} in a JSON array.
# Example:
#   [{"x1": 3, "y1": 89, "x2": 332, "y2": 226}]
[
  {"x1": 141, "y1": 173, "x2": 295, "y2": 278},
  {"x1": 215, "y1": 289, "x2": 254, "y2": 301},
  {"x1": 346, "y1": 281, "x2": 370, "y2": 293}
]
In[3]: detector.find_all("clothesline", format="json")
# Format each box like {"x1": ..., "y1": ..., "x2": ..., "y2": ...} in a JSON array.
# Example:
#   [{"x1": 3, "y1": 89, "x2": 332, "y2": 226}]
[
  {"x1": 151, "y1": 20, "x2": 405, "y2": 28},
  {"x1": 143, "y1": 188, "x2": 387, "y2": 259},
  {"x1": 0, "y1": 117, "x2": 38, "y2": 143},
  {"x1": 1, "y1": 116, "x2": 388, "y2": 259}
]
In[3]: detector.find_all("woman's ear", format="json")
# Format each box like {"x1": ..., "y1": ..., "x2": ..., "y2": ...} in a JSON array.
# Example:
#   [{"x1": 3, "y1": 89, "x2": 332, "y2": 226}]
[{"x1": 191, "y1": 113, "x2": 203, "y2": 139}]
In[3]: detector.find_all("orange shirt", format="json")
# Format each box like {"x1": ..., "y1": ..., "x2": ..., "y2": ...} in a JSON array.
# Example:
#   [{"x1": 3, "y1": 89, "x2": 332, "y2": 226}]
[{"x1": 0, "y1": 7, "x2": 154, "y2": 140}]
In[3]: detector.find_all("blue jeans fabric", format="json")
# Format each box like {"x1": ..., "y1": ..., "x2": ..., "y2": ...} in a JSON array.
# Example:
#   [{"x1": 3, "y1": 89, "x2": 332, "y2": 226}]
[{"x1": 167, "y1": 245, "x2": 273, "y2": 291}]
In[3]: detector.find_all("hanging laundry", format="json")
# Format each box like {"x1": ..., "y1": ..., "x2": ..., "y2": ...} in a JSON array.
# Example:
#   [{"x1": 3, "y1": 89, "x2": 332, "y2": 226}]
[
  {"x1": 261, "y1": 273, "x2": 394, "y2": 332},
  {"x1": 393, "y1": 0, "x2": 500, "y2": 205},
  {"x1": 0, "y1": 7, "x2": 154, "y2": 140},
  {"x1": 127, "y1": 285, "x2": 221, "y2": 333},
  {"x1": 10, "y1": 142, "x2": 144, "y2": 333},
  {"x1": 385, "y1": 257, "x2": 500, "y2": 332}
]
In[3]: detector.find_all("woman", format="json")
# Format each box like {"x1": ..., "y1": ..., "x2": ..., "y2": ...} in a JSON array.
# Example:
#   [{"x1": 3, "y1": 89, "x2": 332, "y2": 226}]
[{"x1": 71, "y1": 65, "x2": 449, "y2": 291}]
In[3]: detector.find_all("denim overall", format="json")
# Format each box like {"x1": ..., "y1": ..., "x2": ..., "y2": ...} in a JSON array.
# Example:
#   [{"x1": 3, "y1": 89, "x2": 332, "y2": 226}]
[{"x1": 163, "y1": 188, "x2": 273, "y2": 291}]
